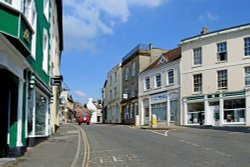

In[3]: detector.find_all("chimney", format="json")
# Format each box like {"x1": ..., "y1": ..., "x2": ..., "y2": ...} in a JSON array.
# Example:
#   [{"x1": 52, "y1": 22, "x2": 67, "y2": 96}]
[
  {"x1": 200, "y1": 27, "x2": 208, "y2": 35},
  {"x1": 149, "y1": 43, "x2": 153, "y2": 50}
]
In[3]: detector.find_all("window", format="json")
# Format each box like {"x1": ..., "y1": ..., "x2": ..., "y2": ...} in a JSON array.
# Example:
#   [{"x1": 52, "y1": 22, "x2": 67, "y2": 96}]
[
  {"x1": 125, "y1": 67, "x2": 129, "y2": 80},
  {"x1": 109, "y1": 75, "x2": 112, "y2": 86},
  {"x1": 144, "y1": 77, "x2": 150, "y2": 90},
  {"x1": 167, "y1": 69, "x2": 174, "y2": 85},
  {"x1": 35, "y1": 91, "x2": 47, "y2": 135},
  {"x1": 43, "y1": 29, "x2": 48, "y2": 73},
  {"x1": 244, "y1": 37, "x2": 250, "y2": 56},
  {"x1": 193, "y1": 74, "x2": 202, "y2": 92},
  {"x1": 217, "y1": 70, "x2": 227, "y2": 89},
  {"x1": 114, "y1": 72, "x2": 117, "y2": 83},
  {"x1": 114, "y1": 87, "x2": 117, "y2": 99},
  {"x1": 245, "y1": 67, "x2": 250, "y2": 86},
  {"x1": 109, "y1": 90, "x2": 112, "y2": 100},
  {"x1": 151, "y1": 102, "x2": 167, "y2": 121},
  {"x1": 217, "y1": 42, "x2": 227, "y2": 62},
  {"x1": 155, "y1": 73, "x2": 162, "y2": 88},
  {"x1": 170, "y1": 100, "x2": 178, "y2": 122},
  {"x1": 131, "y1": 62, "x2": 136, "y2": 77},
  {"x1": 193, "y1": 47, "x2": 202, "y2": 65},
  {"x1": 44, "y1": 0, "x2": 49, "y2": 21},
  {"x1": 4, "y1": 0, "x2": 12, "y2": 4},
  {"x1": 224, "y1": 99, "x2": 245, "y2": 123}
]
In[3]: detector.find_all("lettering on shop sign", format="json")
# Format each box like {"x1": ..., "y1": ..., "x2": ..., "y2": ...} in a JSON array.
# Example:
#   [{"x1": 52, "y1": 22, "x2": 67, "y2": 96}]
[{"x1": 88, "y1": 154, "x2": 137, "y2": 164}]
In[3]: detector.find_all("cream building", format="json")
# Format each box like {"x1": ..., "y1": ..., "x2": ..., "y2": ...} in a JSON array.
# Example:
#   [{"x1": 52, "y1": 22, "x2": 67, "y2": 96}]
[
  {"x1": 138, "y1": 47, "x2": 181, "y2": 127},
  {"x1": 180, "y1": 23, "x2": 250, "y2": 126},
  {"x1": 105, "y1": 64, "x2": 122, "y2": 123}
]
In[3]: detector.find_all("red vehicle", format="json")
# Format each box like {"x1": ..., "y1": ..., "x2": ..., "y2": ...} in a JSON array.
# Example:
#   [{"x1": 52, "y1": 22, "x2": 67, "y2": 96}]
[{"x1": 77, "y1": 114, "x2": 91, "y2": 125}]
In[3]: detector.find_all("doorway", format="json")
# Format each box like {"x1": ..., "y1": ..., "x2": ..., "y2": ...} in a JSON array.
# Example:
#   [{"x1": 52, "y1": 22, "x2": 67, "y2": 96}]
[{"x1": 0, "y1": 69, "x2": 18, "y2": 157}]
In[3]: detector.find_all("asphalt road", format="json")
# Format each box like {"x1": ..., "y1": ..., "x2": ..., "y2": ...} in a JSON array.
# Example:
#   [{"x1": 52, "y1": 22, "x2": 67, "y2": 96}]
[{"x1": 81, "y1": 124, "x2": 250, "y2": 167}]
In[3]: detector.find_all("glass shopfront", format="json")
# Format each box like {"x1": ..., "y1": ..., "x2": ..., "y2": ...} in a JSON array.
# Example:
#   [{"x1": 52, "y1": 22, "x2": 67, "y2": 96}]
[
  {"x1": 151, "y1": 102, "x2": 167, "y2": 121},
  {"x1": 224, "y1": 99, "x2": 245, "y2": 123},
  {"x1": 187, "y1": 102, "x2": 204, "y2": 124}
]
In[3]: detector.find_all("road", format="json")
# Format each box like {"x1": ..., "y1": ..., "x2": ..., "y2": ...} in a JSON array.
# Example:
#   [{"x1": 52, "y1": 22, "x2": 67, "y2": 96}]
[{"x1": 81, "y1": 124, "x2": 250, "y2": 167}]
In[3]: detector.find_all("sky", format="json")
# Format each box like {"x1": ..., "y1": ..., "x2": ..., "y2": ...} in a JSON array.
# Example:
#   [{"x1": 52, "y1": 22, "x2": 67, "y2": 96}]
[{"x1": 61, "y1": 0, "x2": 250, "y2": 104}]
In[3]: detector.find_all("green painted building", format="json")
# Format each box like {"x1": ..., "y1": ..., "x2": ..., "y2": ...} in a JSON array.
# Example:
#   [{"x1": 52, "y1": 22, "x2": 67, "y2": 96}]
[{"x1": 0, "y1": 0, "x2": 63, "y2": 157}]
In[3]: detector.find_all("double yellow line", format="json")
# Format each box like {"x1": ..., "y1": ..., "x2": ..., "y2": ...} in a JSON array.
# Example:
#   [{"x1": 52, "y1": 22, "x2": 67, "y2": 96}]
[{"x1": 71, "y1": 124, "x2": 91, "y2": 167}]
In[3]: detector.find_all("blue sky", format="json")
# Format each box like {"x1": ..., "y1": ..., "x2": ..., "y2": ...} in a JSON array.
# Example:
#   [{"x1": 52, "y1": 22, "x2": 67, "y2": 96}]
[{"x1": 61, "y1": 0, "x2": 250, "y2": 104}]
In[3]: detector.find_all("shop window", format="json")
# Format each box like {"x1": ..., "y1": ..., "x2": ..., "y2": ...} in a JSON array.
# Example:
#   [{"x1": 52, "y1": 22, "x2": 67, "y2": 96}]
[
  {"x1": 224, "y1": 99, "x2": 245, "y2": 123},
  {"x1": 151, "y1": 102, "x2": 167, "y2": 121},
  {"x1": 35, "y1": 91, "x2": 47, "y2": 135},
  {"x1": 187, "y1": 102, "x2": 204, "y2": 124},
  {"x1": 170, "y1": 100, "x2": 178, "y2": 122}
]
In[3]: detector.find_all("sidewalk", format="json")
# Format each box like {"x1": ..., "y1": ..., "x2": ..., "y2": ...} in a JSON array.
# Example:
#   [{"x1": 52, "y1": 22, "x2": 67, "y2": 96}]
[{"x1": 0, "y1": 123, "x2": 84, "y2": 167}]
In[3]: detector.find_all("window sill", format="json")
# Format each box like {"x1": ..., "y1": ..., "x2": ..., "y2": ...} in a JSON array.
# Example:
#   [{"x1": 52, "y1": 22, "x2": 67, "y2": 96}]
[
  {"x1": 192, "y1": 64, "x2": 202, "y2": 68},
  {"x1": 216, "y1": 60, "x2": 228, "y2": 64},
  {"x1": 243, "y1": 56, "x2": 250, "y2": 60}
]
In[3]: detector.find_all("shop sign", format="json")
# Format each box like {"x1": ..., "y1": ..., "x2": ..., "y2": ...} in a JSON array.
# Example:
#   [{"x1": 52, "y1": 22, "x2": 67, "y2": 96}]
[
  {"x1": 187, "y1": 96, "x2": 203, "y2": 101},
  {"x1": 150, "y1": 92, "x2": 167, "y2": 104},
  {"x1": 223, "y1": 91, "x2": 244, "y2": 97},
  {"x1": 208, "y1": 94, "x2": 219, "y2": 99}
]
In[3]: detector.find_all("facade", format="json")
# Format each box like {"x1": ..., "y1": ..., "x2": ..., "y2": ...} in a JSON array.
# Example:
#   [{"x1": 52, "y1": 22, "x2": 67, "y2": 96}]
[
  {"x1": 87, "y1": 98, "x2": 103, "y2": 123},
  {"x1": 0, "y1": 0, "x2": 63, "y2": 157},
  {"x1": 104, "y1": 64, "x2": 122, "y2": 123},
  {"x1": 180, "y1": 23, "x2": 250, "y2": 126},
  {"x1": 50, "y1": 0, "x2": 63, "y2": 134},
  {"x1": 139, "y1": 48, "x2": 181, "y2": 127},
  {"x1": 121, "y1": 44, "x2": 167, "y2": 125},
  {"x1": 59, "y1": 90, "x2": 74, "y2": 123}
]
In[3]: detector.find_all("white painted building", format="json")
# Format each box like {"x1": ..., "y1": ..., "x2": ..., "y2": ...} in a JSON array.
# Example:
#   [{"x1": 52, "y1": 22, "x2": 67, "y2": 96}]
[
  {"x1": 180, "y1": 23, "x2": 250, "y2": 126},
  {"x1": 138, "y1": 48, "x2": 181, "y2": 127},
  {"x1": 87, "y1": 98, "x2": 103, "y2": 123}
]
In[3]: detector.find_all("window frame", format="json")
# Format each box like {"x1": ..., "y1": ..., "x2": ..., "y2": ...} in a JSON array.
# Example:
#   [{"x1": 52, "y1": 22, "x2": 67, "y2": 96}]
[
  {"x1": 193, "y1": 73, "x2": 202, "y2": 93},
  {"x1": 155, "y1": 73, "x2": 162, "y2": 88},
  {"x1": 167, "y1": 69, "x2": 174, "y2": 85},
  {"x1": 217, "y1": 42, "x2": 228, "y2": 62},
  {"x1": 244, "y1": 37, "x2": 250, "y2": 57},
  {"x1": 144, "y1": 77, "x2": 150, "y2": 91},
  {"x1": 193, "y1": 47, "x2": 202, "y2": 66},
  {"x1": 217, "y1": 70, "x2": 228, "y2": 90}
]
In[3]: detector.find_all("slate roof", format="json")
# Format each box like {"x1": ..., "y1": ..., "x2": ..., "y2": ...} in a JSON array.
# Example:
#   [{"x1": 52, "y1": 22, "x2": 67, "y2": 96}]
[{"x1": 141, "y1": 47, "x2": 181, "y2": 74}]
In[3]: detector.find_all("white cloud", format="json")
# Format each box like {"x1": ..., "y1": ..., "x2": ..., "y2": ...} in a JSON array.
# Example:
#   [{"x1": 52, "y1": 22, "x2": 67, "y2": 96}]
[
  {"x1": 74, "y1": 90, "x2": 88, "y2": 98},
  {"x1": 198, "y1": 12, "x2": 219, "y2": 23},
  {"x1": 63, "y1": 0, "x2": 165, "y2": 52}
]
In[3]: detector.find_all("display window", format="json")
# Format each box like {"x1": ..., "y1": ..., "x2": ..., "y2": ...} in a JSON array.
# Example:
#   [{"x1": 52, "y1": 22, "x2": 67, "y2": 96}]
[
  {"x1": 151, "y1": 102, "x2": 167, "y2": 121},
  {"x1": 224, "y1": 99, "x2": 245, "y2": 123}
]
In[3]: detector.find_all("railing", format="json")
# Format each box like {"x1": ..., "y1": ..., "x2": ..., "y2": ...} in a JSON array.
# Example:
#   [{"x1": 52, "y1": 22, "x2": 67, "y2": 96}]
[{"x1": 122, "y1": 44, "x2": 151, "y2": 63}]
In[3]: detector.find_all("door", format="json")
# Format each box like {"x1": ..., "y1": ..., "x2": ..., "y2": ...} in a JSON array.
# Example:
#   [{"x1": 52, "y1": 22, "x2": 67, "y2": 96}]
[{"x1": 209, "y1": 106, "x2": 220, "y2": 126}]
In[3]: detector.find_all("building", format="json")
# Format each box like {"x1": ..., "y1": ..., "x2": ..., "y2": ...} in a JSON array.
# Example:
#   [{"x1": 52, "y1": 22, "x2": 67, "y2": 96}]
[
  {"x1": 59, "y1": 90, "x2": 74, "y2": 123},
  {"x1": 121, "y1": 44, "x2": 167, "y2": 125},
  {"x1": 104, "y1": 64, "x2": 122, "y2": 123},
  {"x1": 87, "y1": 98, "x2": 103, "y2": 123},
  {"x1": 0, "y1": 0, "x2": 63, "y2": 157},
  {"x1": 138, "y1": 47, "x2": 181, "y2": 127},
  {"x1": 180, "y1": 23, "x2": 250, "y2": 126},
  {"x1": 50, "y1": 0, "x2": 63, "y2": 134}
]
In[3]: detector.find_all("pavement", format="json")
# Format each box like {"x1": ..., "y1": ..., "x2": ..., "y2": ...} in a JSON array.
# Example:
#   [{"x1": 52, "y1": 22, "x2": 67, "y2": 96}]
[{"x1": 0, "y1": 123, "x2": 84, "y2": 167}]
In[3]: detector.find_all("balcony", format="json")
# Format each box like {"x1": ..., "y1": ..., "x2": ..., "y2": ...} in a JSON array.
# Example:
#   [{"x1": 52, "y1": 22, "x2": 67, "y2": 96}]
[{"x1": 0, "y1": 2, "x2": 33, "y2": 57}]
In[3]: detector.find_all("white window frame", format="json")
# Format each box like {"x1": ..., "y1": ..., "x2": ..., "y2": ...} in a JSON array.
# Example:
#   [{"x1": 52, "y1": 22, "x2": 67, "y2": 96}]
[
  {"x1": 167, "y1": 69, "x2": 174, "y2": 85},
  {"x1": 245, "y1": 67, "x2": 250, "y2": 86},
  {"x1": 43, "y1": 29, "x2": 49, "y2": 73},
  {"x1": 193, "y1": 74, "x2": 202, "y2": 93},
  {"x1": 217, "y1": 42, "x2": 227, "y2": 62},
  {"x1": 144, "y1": 77, "x2": 150, "y2": 91},
  {"x1": 217, "y1": 70, "x2": 228, "y2": 90},
  {"x1": 244, "y1": 37, "x2": 250, "y2": 57},
  {"x1": 155, "y1": 73, "x2": 162, "y2": 88},
  {"x1": 193, "y1": 47, "x2": 202, "y2": 66}
]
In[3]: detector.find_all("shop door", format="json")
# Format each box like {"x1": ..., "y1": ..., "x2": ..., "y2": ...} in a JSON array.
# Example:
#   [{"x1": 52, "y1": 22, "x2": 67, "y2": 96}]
[
  {"x1": 209, "y1": 106, "x2": 220, "y2": 126},
  {"x1": 0, "y1": 70, "x2": 18, "y2": 157}
]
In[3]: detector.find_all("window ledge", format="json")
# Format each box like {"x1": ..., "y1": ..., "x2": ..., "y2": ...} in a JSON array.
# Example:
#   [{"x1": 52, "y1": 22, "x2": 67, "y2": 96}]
[
  {"x1": 216, "y1": 60, "x2": 228, "y2": 64},
  {"x1": 192, "y1": 64, "x2": 202, "y2": 68},
  {"x1": 243, "y1": 56, "x2": 250, "y2": 60}
]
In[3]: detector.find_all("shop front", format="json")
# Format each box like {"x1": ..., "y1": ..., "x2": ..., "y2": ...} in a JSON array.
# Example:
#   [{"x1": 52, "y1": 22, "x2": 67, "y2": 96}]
[{"x1": 183, "y1": 91, "x2": 249, "y2": 126}]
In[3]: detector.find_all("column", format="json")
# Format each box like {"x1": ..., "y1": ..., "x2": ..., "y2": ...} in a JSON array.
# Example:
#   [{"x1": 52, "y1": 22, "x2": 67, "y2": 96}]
[
  {"x1": 245, "y1": 90, "x2": 250, "y2": 126},
  {"x1": 204, "y1": 95, "x2": 209, "y2": 125},
  {"x1": 17, "y1": 78, "x2": 24, "y2": 146},
  {"x1": 219, "y1": 94, "x2": 224, "y2": 126},
  {"x1": 183, "y1": 98, "x2": 188, "y2": 125}
]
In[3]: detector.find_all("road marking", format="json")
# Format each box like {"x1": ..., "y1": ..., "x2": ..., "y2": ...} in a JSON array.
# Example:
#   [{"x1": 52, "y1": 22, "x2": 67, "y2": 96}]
[{"x1": 90, "y1": 149, "x2": 122, "y2": 153}]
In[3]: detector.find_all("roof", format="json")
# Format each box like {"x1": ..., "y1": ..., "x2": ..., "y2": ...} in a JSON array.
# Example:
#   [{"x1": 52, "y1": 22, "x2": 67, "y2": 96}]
[
  {"x1": 181, "y1": 23, "x2": 250, "y2": 44},
  {"x1": 141, "y1": 47, "x2": 181, "y2": 74}
]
